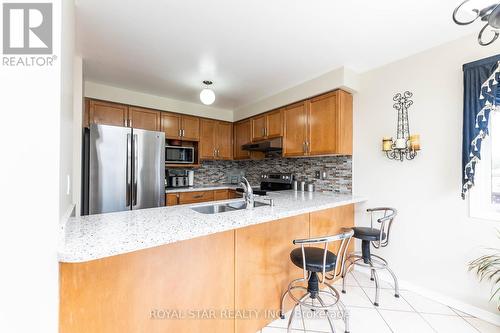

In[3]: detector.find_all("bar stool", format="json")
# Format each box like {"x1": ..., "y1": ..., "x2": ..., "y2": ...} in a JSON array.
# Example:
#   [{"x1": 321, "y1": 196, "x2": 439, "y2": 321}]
[
  {"x1": 342, "y1": 207, "x2": 399, "y2": 307},
  {"x1": 279, "y1": 229, "x2": 354, "y2": 333}
]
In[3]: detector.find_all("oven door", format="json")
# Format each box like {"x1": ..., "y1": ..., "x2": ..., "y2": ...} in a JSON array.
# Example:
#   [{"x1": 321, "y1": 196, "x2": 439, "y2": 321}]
[{"x1": 165, "y1": 146, "x2": 194, "y2": 164}]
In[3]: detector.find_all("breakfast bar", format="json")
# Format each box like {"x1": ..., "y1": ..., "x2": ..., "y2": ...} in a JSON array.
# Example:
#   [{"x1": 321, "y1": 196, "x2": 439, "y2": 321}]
[{"x1": 59, "y1": 191, "x2": 364, "y2": 333}]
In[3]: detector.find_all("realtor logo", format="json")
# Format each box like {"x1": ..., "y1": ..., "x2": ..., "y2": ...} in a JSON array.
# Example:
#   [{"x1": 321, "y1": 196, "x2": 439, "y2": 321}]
[{"x1": 3, "y1": 3, "x2": 52, "y2": 54}]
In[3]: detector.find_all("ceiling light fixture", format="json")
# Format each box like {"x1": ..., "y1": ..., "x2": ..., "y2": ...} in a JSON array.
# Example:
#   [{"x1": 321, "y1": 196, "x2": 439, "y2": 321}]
[
  {"x1": 453, "y1": 0, "x2": 500, "y2": 46},
  {"x1": 200, "y1": 80, "x2": 215, "y2": 105}
]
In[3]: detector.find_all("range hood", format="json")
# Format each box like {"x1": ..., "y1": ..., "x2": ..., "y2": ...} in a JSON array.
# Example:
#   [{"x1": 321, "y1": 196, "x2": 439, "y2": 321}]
[{"x1": 242, "y1": 137, "x2": 282, "y2": 153}]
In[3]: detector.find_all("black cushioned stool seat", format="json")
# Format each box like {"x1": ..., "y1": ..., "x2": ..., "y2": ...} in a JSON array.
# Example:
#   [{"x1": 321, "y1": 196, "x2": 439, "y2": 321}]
[
  {"x1": 290, "y1": 247, "x2": 337, "y2": 273},
  {"x1": 351, "y1": 227, "x2": 387, "y2": 264}
]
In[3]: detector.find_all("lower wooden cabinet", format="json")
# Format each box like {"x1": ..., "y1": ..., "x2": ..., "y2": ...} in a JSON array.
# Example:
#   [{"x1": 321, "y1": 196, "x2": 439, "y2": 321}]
[
  {"x1": 214, "y1": 189, "x2": 230, "y2": 201},
  {"x1": 60, "y1": 231, "x2": 235, "y2": 333},
  {"x1": 166, "y1": 188, "x2": 242, "y2": 206},
  {"x1": 235, "y1": 214, "x2": 309, "y2": 333},
  {"x1": 166, "y1": 193, "x2": 179, "y2": 206},
  {"x1": 178, "y1": 190, "x2": 214, "y2": 204}
]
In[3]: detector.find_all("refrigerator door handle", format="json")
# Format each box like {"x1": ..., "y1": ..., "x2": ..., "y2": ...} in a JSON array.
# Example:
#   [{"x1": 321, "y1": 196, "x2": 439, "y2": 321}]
[
  {"x1": 126, "y1": 133, "x2": 132, "y2": 207},
  {"x1": 133, "y1": 134, "x2": 138, "y2": 206}
]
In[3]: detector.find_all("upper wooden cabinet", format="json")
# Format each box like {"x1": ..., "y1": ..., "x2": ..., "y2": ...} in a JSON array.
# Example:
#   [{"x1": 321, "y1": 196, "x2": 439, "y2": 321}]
[
  {"x1": 217, "y1": 122, "x2": 233, "y2": 160},
  {"x1": 200, "y1": 119, "x2": 233, "y2": 160},
  {"x1": 309, "y1": 90, "x2": 352, "y2": 155},
  {"x1": 181, "y1": 115, "x2": 200, "y2": 141},
  {"x1": 283, "y1": 90, "x2": 352, "y2": 157},
  {"x1": 233, "y1": 120, "x2": 251, "y2": 160},
  {"x1": 160, "y1": 113, "x2": 181, "y2": 139},
  {"x1": 128, "y1": 107, "x2": 160, "y2": 131},
  {"x1": 160, "y1": 113, "x2": 200, "y2": 141},
  {"x1": 251, "y1": 109, "x2": 283, "y2": 142},
  {"x1": 200, "y1": 119, "x2": 217, "y2": 160},
  {"x1": 283, "y1": 102, "x2": 308, "y2": 157},
  {"x1": 89, "y1": 100, "x2": 128, "y2": 127}
]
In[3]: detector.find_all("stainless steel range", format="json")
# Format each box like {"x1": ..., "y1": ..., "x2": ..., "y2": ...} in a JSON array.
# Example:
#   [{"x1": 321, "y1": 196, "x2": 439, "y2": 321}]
[
  {"x1": 259, "y1": 173, "x2": 294, "y2": 192},
  {"x1": 236, "y1": 173, "x2": 295, "y2": 196}
]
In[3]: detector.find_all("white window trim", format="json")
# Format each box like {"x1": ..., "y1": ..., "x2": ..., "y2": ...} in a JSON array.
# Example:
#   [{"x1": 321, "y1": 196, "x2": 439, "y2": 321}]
[{"x1": 469, "y1": 111, "x2": 500, "y2": 221}]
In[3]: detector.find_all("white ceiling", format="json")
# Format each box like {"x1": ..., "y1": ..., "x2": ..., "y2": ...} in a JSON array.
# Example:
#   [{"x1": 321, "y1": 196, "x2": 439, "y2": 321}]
[{"x1": 76, "y1": 0, "x2": 479, "y2": 109}]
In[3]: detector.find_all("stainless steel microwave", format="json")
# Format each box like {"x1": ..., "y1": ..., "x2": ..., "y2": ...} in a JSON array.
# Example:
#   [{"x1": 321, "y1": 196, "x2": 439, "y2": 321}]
[{"x1": 165, "y1": 146, "x2": 195, "y2": 164}]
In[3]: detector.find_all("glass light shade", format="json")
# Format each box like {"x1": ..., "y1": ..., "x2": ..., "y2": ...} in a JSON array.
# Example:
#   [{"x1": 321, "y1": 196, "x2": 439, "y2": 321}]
[{"x1": 200, "y1": 88, "x2": 215, "y2": 105}]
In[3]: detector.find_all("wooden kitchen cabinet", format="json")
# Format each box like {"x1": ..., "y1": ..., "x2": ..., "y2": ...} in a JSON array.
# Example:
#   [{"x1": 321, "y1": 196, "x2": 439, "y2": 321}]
[
  {"x1": 283, "y1": 90, "x2": 352, "y2": 157},
  {"x1": 308, "y1": 90, "x2": 352, "y2": 155},
  {"x1": 128, "y1": 106, "x2": 160, "y2": 131},
  {"x1": 160, "y1": 112, "x2": 182, "y2": 139},
  {"x1": 165, "y1": 193, "x2": 179, "y2": 206},
  {"x1": 161, "y1": 113, "x2": 200, "y2": 141},
  {"x1": 60, "y1": 231, "x2": 235, "y2": 333},
  {"x1": 216, "y1": 121, "x2": 233, "y2": 160},
  {"x1": 251, "y1": 114, "x2": 266, "y2": 141},
  {"x1": 235, "y1": 214, "x2": 309, "y2": 333},
  {"x1": 178, "y1": 190, "x2": 215, "y2": 204},
  {"x1": 233, "y1": 120, "x2": 252, "y2": 160},
  {"x1": 229, "y1": 189, "x2": 242, "y2": 199},
  {"x1": 251, "y1": 109, "x2": 283, "y2": 142},
  {"x1": 199, "y1": 119, "x2": 217, "y2": 159},
  {"x1": 181, "y1": 115, "x2": 200, "y2": 141},
  {"x1": 310, "y1": 205, "x2": 355, "y2": 259},
  {"x1": 200, "y1": 119, "x2": 233, "y2": 160},
  {"x1": 283, "y1": 101, "x2": 308, "y2": 157},
  {"x1": 214, "y1": 189, "x2": 230, "y2": 201},
  {"x1": 89, "y1": 99, "x2": 128, "y2": 127}
]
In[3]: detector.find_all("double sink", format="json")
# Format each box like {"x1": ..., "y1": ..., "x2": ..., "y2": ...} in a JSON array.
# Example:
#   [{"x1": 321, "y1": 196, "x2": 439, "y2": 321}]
[{"x1": 191, "y1": 200, "x2": 269, "y2": 214}]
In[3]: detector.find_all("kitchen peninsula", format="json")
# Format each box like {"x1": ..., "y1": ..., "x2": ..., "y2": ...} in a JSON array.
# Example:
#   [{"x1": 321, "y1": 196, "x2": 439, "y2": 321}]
[{"x1": 59, "y1": 191, "x2": 365, "y2": 333}]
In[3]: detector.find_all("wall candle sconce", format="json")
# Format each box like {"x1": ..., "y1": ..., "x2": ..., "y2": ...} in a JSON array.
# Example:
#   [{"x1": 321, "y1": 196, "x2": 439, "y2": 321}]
[{"x1": 382, "y1": 91, "x2": 421, "y2": 161}]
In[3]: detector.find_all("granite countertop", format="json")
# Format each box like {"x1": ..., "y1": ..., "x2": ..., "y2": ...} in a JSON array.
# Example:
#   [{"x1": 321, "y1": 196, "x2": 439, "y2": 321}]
[{"x1": 59, "y1": 191, "x2": 366, "y2": 263}]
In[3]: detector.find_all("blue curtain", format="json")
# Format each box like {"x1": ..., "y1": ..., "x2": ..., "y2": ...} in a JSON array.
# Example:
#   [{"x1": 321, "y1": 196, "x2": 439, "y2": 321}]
[{"x1": 462, "y1": 55, "x2": 500, "y2": 199}]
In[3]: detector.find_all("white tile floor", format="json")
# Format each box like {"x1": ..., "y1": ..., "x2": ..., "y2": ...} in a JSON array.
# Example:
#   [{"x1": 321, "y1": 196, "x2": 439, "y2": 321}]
[{"x1": 258, "y1": 272, "x2": 500, "y2": 333}]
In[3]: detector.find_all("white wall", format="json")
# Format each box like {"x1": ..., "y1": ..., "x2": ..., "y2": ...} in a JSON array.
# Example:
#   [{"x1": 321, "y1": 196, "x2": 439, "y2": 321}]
[
  {"x1": 234, "y1": 67, "x2": 360, "y2": 120},
  {"x1": 354, "y1": 34, "x2": 500, "y2": 317},
  {"x1": 85, "y1": 81, "x2": 234, "y2": 121},
  {"x1": 0, "y1": 0, "x2": 69, "y2": 332},
  {"x1": 60, "y1": 0, "x2": 76, "y2": 220},
  {"x1": 72, "y1": 56, "x2": 83, "y2": 216}
]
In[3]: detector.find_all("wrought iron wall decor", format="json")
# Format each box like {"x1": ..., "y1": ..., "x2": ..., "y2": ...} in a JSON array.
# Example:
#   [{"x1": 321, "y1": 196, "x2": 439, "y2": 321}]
[
  {"x1": 382, "y1": 91, "x2": 421, "y2": 162},
  {"x1": 453, "y1": 0, "x2": 500, "y2": 46}
]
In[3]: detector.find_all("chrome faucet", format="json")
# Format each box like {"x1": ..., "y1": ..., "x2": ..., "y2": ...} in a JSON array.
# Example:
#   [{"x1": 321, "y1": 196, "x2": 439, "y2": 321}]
[{"x1": 239, "y1": 177, "x2": 254, "y2": 209}]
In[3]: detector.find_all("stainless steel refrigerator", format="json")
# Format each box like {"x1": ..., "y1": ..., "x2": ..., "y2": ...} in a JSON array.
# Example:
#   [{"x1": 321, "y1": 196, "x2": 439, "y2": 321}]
[{"x1": 82, "y1": 124, "x2": 165, "y2": 215}]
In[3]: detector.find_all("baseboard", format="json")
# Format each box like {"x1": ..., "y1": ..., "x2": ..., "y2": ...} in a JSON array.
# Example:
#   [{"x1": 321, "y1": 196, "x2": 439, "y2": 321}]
[{"x1": 355, "y1": 266, "x2": 500, "y2": 326}]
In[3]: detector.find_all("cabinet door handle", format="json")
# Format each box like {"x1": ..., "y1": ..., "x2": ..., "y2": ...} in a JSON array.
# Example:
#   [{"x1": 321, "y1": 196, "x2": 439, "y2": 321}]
[
  {"x1": 179, "y1": 129, "x2": 182, "y2": 137},
  {"x1": 193, "y1": 194, "x2": 204, "y2": 199},
  {"x1": 182, "y1": 129, "x2": 185, "y2": 137},
  {"x1": 265, "y1": 127, "x2": 268, "y2": 137},
  {"x1": 303, "y1": 142, "x2": 306, "y2": 153}
]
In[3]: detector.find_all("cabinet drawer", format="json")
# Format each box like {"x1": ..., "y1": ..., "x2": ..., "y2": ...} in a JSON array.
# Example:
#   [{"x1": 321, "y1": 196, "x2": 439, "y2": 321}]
[
  {"x1": 214, "y1": 189, "x2": 230, "y2": 201},
  {"x1": 228, "y1": 190, "x2": 243, "y2": 199},
  {"x1": 179, "y1": 191, "x2": 215, "y2": 204},
  {"x1": 166, "y1": 193, "x2": 179, "y2": 206}
]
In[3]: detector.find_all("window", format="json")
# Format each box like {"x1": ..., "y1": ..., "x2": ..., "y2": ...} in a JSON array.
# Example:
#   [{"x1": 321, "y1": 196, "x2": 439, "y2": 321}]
[{"x1": 470, "y1": 111, "x2": 500, "y2": 221}]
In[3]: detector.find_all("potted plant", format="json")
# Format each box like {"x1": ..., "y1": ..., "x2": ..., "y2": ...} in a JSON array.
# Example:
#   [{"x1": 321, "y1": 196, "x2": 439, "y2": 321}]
[{"x1": 469, "y1": 245, "x2": 500, "y2": 311}]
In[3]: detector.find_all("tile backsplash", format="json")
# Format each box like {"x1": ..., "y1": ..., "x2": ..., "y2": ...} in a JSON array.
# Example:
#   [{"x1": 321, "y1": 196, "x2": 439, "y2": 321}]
[{"x1": 189, "y1": 156, "x2": 352, "y2": 193}]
